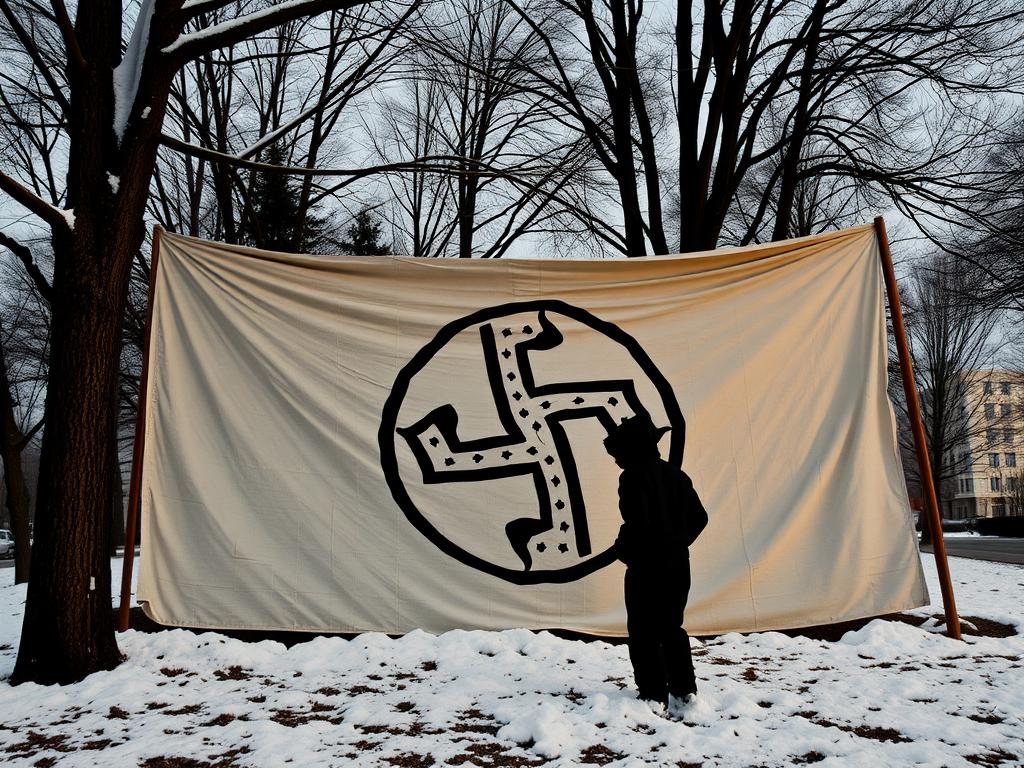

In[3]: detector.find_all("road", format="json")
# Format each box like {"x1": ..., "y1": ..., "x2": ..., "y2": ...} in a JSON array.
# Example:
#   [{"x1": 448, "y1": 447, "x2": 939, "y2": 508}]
[{"x1": 922, "y1": 536, "x2": 1024, "y2": 565}]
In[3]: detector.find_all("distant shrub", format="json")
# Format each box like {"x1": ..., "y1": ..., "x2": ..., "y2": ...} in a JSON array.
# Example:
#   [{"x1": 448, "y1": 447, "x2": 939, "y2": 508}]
[{"x1": 974, "y1": 516, "x2": 1024, "y2": 537}]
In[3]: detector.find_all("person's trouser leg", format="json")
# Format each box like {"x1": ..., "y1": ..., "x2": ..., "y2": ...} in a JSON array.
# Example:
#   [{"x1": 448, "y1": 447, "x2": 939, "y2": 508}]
[
  {"x1": 665, "y1": 623, "x2": 697, "y2": 696},
  {"x1": 662, "y1": 562, "x2": 697, "y2": 697},
  {"x1": 625, "y1": 568, "x2": 668, "y2": 704}
]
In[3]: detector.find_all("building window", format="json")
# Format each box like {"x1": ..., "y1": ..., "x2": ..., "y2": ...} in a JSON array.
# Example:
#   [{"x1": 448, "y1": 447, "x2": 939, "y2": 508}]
[
  {"x1": 987, "y1": 429, "x2": 997, "y2": 445},
  {"x1": 965, "y1": 477, "x2": 974, "y2": 492},
  {"x1": 1002, "y1": 403, "x2": 1013, "y2": 417},
  {"x1": 990, "y1": 453, "x2": 1000, "y2": 468},
  {"x1": 1002, "y1": 381, "x2": 1011, "y2": 395},
  {"x1": 991, "y1": 476, "x2": 1001, "y2": 492},
  {"x1": 1005, "y1": 429, "x2": 1014, "y2": 444},
  {"x1": 984, "y1": 380, "x2": 993, "y2": 394},
  {"x1": 1007, "y1": 453, "x2": 1017, "y2": 468},
  {"x1": 1010, "y1": 476, "x2": 1020, "y2": 491},
  {"x1": 985, "y1": 403, "x2": 996, "y2": 419}
]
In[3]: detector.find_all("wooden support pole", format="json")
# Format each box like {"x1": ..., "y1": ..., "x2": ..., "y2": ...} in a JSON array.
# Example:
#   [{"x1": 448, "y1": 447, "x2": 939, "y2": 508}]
[
  {"x1": 874, "y1": 216, "x2": 961, "y2": 640},
  {"x1": 117, "y1": 225, "x2": 162, "y2": 632}
]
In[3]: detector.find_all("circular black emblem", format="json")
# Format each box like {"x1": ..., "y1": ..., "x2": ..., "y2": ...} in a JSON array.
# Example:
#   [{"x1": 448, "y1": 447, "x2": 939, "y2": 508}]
[{"x1": 379, "y1": 300, "x2": 684, "y2": 584}]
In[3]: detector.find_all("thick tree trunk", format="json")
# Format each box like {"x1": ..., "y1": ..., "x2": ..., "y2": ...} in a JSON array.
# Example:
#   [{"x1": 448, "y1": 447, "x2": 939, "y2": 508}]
[
  {"x1": 0, "y1": 337, "x2": 32, "y2": 584},
  {"x1": 11, "y1": 218, "x2": 134, "y2": 683}
]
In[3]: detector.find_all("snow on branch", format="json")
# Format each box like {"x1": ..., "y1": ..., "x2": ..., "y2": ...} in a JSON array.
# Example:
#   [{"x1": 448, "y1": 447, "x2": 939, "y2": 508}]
[
  {"x1": 112, "y1": 0, "x2": 156, "y2": 142},
  {"x1": 163, "y1": 0, "x2": 368, "y2": 59},
  {"x1": 0, "y1": 168, "x2": 74, "y2": 234}
]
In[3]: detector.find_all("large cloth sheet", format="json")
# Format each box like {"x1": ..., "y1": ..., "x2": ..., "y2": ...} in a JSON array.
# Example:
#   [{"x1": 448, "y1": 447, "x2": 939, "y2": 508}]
[{"x1": 137, "y1": 224, "x2": 928, "y2": 635}]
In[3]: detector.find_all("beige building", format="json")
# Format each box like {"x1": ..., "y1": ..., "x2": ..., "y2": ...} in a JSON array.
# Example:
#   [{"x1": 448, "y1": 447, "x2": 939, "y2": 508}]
[{"x1": 946, "y1": 369, "x2": 1024, "y2": 519}]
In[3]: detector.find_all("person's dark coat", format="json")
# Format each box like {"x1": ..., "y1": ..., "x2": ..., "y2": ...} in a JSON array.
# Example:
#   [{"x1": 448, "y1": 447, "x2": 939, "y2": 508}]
[
  {"x1": 603, "y1": 413, "x2": 708, "y2": 706},
  {"x1": 605, "y1": 416, "x2": 707, "y2": 569}
]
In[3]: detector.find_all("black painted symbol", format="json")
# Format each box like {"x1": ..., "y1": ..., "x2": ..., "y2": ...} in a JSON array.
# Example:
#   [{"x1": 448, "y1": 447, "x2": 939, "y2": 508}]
[{"x1": 380, "y1": 300, "x2": 684, "y2": 585}]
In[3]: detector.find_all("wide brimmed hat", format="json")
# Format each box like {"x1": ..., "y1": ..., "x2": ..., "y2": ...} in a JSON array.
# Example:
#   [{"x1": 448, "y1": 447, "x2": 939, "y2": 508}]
[{"x1": 603, "y1": 412, "x2": 670, "y2": 457}]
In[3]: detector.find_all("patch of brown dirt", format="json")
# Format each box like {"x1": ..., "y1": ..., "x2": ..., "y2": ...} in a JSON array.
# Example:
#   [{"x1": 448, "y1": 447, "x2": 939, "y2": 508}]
[
  {"x1": 452, "y1": 709, "x2": 500, "y2": 736},
  {"x1": 270, "y1": 704, "x2": 343, "y2": 727},
  {"x1": 348, "y1": 684, "x2": 382, "y2": 695},
  {"x1": 80, "y1": 739, "x2": 114, "y2": 750},
  {"x1": 578, "y1": 744, "x2": 626, "y2": 765},
  {"x1": 141, "y1": 752, "x2": 247, "y2": 768},
  {"x1": 201, "y1": 714, "x2": 247, "y2": 727},
  {"x1": 446, "y1": 742, "x2": 547, "y2": 766},
  {"x1": 965, "y1": 749, "x2": 1019, "y2": 766},
  {"x1": 4, "y1": 731, "x2": 70, "y2": 758},
  {"x1": 792, "y1": 752, "x2": 827, "y2": 764},
  {"x1": 384, "y1": 753, "x2": 434, "y2": 767},
  {"x1": 967, "y1": 713, "x2": 1005, "y2": 724},
  {"x1": 163, "y1": 704, "x2": 203, "y2": 716},
  {"x1": 212, "y1": 666, "x2": 251, "y2": 681},
  {"x1": 795, "y1": 711, "x2": 908, "y2": 743}
]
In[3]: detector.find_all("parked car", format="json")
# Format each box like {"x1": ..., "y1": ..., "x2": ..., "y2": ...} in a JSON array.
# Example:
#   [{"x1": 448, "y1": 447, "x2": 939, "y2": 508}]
[{"x1": 0, "y1": 529, "x2": 14, "y2": 558}]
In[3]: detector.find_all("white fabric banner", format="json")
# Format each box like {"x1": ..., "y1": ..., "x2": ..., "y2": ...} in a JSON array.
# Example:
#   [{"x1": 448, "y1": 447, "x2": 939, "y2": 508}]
[{"x1": 137, "y1": 224, "x2": 928, "y2": 636}]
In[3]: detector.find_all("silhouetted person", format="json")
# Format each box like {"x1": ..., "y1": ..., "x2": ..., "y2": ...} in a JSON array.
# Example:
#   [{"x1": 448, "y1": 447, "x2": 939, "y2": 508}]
[{"x1": 604, "y1": 414, "x2": 708, "y2": 712}]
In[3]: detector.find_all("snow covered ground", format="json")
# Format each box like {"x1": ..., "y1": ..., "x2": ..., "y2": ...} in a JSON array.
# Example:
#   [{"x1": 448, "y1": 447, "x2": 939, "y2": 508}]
[{"x1": 1, "y1": 552, "x2": 1021, "y2": 768}]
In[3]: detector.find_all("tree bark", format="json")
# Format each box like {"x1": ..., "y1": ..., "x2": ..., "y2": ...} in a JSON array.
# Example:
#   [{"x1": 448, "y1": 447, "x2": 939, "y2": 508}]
[
  {"x1": 7, "y1": 0, "x2": 371, "y2": 685},
  {"x1": 12, "y1": 226, "x2": 133, "y2": 683},
  {"x1": 11, "y1": 0, "x2": 166, "y2": 685}
]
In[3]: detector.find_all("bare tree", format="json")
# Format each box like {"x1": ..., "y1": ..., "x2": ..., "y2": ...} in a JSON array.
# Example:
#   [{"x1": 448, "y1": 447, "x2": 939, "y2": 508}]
[
  {"x1": 0, "y1": 0, "x2": 405, "y2": 685},
  {"x1": 376, "y1": 0, "x2": 606, "y2": 259},
  {"x1": 504, "y1": 0, "x2": 1024, "y2": 255},
  {"x1": 896, "y1": 253, "x2": 1000, "y2": 544},
  {"x1": 148, "y1": 2, "x2": 415, "y2": 248},
  {"x1": 0, "y1": 243, "x2": 50, "y2": 583}
]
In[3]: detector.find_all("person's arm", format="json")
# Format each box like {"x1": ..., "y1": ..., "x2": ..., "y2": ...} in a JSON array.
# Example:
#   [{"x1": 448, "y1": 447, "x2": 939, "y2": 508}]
[
  {"x1": 679, "y1": 471, "x2": 708, "y2": 547},
  {"x1": 613, "y1": 472, "x2": 636, "y2": 565}
]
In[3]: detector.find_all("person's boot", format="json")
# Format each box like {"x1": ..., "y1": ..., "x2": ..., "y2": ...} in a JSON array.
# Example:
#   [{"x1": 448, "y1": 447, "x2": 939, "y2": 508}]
[{"x1": 668, "y1": 690, "x2": 697, "y2": 718}]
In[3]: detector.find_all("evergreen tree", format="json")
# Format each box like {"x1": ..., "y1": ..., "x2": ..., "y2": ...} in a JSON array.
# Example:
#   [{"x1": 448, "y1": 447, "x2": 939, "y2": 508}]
[
  {"x1": 338, "y1": 208, "x2": 391, "y2": 256},
  {"x1": 243, "y1": 145, "x2": 329, "y2": 253}
]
